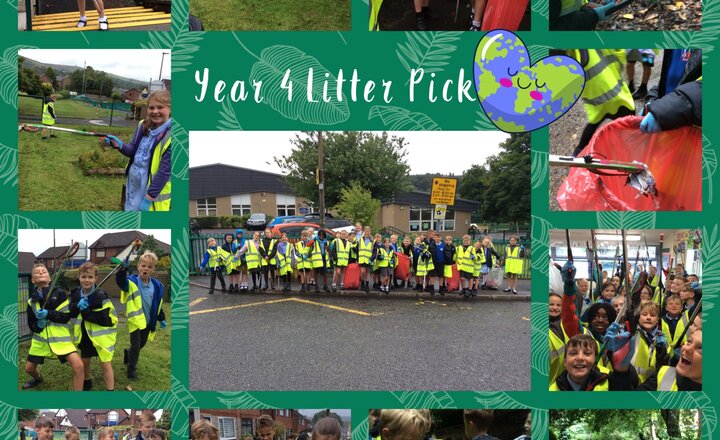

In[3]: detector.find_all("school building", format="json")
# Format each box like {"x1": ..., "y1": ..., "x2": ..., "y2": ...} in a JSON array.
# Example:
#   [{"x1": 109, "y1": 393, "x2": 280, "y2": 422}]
[
  {"x1": 190, "y1": 164, "x2": 481, "y2": 236},
  {"x1": 190, "y1": 409, "x2": 312, "y2": 440}
]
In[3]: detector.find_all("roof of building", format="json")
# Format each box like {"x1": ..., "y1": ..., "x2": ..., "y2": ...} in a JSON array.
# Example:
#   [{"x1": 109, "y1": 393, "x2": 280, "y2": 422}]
[
  {"x1": 382, "y1": 191, "x2": 480, "y2": 212},
  {"x1": 190, "y1": 164, "x2": 293, "y2": 199},
  {"x1": 89, "y1": 230, "x2": 171, "y2": 254},
  {"x1": 63, "y1": 410, "x2": 88, "y2": 428},
  {"x1": 18, "y1": 251, "x2": 37, "y2": 273},
  {"x1": 37, "y1": 245, "x2": 71, "y2": 259}
]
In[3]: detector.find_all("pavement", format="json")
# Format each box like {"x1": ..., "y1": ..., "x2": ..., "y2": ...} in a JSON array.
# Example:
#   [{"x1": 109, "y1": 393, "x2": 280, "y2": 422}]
[{"x1": 189, "y1": 276, "x2": 531, "y2": 391}]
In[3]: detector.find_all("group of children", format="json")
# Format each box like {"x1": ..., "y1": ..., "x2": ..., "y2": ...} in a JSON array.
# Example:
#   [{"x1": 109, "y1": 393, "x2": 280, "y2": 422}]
[
  {"x1": 190, "y1": 415, "x2": 342, "y2": 440},
  {"x1": 549, "y1": 259, "x2": 702, "y2": 391},
  {"x1": 199, "y1": 224, "x2": 525, "y2": 297},
  {"x1": 29, "y1": 413, "x2": 163, "y2": 440},
  {"x1": 22, "y1": 251, "x2": 166, "y2": 391}
]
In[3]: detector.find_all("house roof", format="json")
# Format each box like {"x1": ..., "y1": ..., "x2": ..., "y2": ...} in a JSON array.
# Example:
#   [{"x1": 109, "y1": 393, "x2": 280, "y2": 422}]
[
  {"x1": 89, "y1": 231, "x2": 171, "y2": 255},
  {"x1": 382, "y1": 191, "x2": 480, "y2": 212},
  {"x1": 63, "y1": 410, "x2": 88, "y2": 428},
  {"x1": 18, "y1": 251, "x2": 37, "y2": 273},
  {"x1": 37, "y1": 245, "x2": 71, "y2": 259},
  {"x1": 190, "y1": 164, "x2": 293, "y2": 199},
  {"x1": 40, "y1": 411, "x2": 56, "y2": 419}
]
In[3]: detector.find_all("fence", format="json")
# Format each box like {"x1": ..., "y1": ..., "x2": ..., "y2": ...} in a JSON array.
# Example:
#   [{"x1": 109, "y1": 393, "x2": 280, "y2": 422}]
[
  {"x1": 72, "y1": 95, "x2": 132, "y2": 112},
  {"x1": 18, "y1": 273, "x2": 32, "y2": 341},
  {"x1": 18, "y1": 94, "x2": 130, "y2": 127},
  {"x1": 189, "y1": 233, "x2": 531, "y2": 278}
]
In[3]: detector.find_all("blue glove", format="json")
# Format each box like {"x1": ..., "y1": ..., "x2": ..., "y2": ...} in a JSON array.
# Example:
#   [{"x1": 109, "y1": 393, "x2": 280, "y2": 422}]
[
  {"x1": 378, "y1": 254, "x2": 384, "y2": 261},
  {"x1": 588, "y1": 1, "x2": 616, "y2": 20},
  {"x1": 78, "y1": 297, "x2": 89, "y2": 311},
  {"x1": 691, "y1": 281, "x2": 700, "y2": 290},
  {"x1": 655, "y1": 333, "x2": 668, "y2": 349},
  {"x1": 122, "y1": 259, "x2": 130, "y2": 269},
  {"x1": 139, "y1": 197, "x2": 152, "y2": 211},
  {"x1": 160, "y1": 320, "x2": 167, "y2": 329},
  {"x1": 613, "y1": 335, "x2": 636, "y2": 368},
  {"x1": 640, "y1": 112, "x2": 662, "y2": 133},
  {"x1": 35, "y1": 309, "x2": 48, "y2": 319},
  {"x1": 469, "y1": 253, "x2": 475, "y2": 260},
  {"x1": 103, "y1": 135, "x2": 123, "y2": 149},
  {"x1": 37, "y1": 318, "x2": 47, "y2": 329},
  {"x1": 603, "y1": 322, "x2": 629, "y2": 352},
  {"x1": 561, "y1": 260, "x2": 576, "y2": 285}
]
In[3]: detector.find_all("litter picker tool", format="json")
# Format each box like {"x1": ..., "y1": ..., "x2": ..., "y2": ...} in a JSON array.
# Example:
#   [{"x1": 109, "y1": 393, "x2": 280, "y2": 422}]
[
  {"x1": 19, "y1": 123, "x2": 112, "y2": 137},
  {"x1": 671, "y1": 299, "x2": 702, "y2": 351},
  {"x1": 90, "y1": 239, "x2": 143, "y2": 298},
  {"x1": 42, "y1": 241, "x2": 80, "y2": 308}
]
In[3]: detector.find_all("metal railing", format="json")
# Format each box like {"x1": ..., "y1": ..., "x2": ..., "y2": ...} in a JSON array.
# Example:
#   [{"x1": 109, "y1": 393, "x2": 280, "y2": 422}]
[{"x1": 18, "y1": 273, "x2": 32, "y2": 341}]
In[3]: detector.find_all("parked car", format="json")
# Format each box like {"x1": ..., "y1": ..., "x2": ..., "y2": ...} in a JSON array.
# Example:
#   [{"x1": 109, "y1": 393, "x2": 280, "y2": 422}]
[
  {"x1": 267, "y1": 215, "x2": 306, "y2": 227},
  {"x1": 269, "y1": 222, "x2": 336, "y2": 242},
  {"x1": 304, "y1": 218, "x2": 354, "y2": 232},
  {"x1": 246, "y1": 213, "x2": 268, "y2": 230}
]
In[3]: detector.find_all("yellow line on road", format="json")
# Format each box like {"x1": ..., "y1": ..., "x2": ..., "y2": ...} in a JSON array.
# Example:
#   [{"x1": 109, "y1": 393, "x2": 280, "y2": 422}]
[
  {"x1": 290, "y1": 298, "x2": 372, "y2": 316},
  {"x1": 189, "y1": 297, "x2": 207, "y2": 307},
  {"x1": 190, "y1": 297, "x2": 296, "y2": 315}
]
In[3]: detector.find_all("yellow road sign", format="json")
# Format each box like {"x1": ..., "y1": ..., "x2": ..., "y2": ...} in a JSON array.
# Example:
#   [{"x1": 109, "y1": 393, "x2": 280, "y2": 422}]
[
  {"x1": 434, "y1": 204, "x2": 447, "y2": 220},
  {"x1": 431, "y1": 178, "x2": 457, "y2": 205}
]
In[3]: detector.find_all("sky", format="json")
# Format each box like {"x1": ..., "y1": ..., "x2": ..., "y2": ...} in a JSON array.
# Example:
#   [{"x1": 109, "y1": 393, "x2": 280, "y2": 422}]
[
  {"x1": 298, "y1": 410, "x2": 352, "y2": 419},
  {"x1": 18, "y1": 49, "x2": 171, "y2": 82},
  {"x1": 189, "y1": 131, "x2": 510, "y2": 176},
  {"x1": 18, "y1": 229, "x2": 172, "y2": 256}
]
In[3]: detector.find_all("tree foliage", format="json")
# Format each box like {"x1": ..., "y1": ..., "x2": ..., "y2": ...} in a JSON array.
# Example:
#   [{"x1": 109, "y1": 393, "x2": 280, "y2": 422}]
[
  {"x1": 479, "y1": 132, "x2": 530, "y2": 224},
  {"x1": 137, "y1": 235, "x2": 169, "y2": 259},
  {"x1": 19, "y1": 56, "x2": 43, "y2": 96},
  {"x1": 334, "y1": 182, "x2": 381, "y2": 229},
  {"x1": 18, "y1": 409, "x2": 39, "y2": 422},
  {"x1": 550, "y1": 409, "x2": 701, "y2": 440},
  {"x1": 70, "y1": 66, "x2": 115, "y2": 97},
  {"x1": 44, "y1": 67, "x2": 58, "y2": 88},
  {"x1": 275, "y1": 132, "x2": 411, "y2": 206}
]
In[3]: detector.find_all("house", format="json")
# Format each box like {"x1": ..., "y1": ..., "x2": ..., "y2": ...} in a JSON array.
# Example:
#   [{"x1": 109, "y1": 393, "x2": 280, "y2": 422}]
[
  {"x1": 56, "y1": 409, "x2": 89, "y2": 429},
  {"x1": 57, "y1": 75, "x2": 72, "y2": 89},
  {"x1": 89, "y1": 230, "x2": 171, "y2": 264},
  {"x1": 18, "y1": 251, "x2": 36, "y2": 273},
  {"x1": 190, "y1": 164, "x2": 310, "y2": 218},
  {"x1": 38, "y1": 73, "x2": 52, "y2": 85},
  {"x1": 190, "y1": 410, "x2": 311, "y2": 440},
  {"x1": 123, "y1": 88, "x2": 141, "y2": 102},
  {"x1": 161, "y1": 79, "x2": 172, "y2": 93},
  {"x1": 377, "y1": 191, "x2": 480, "y2": 235},
  {"x1": 36, "y1": 245, "x2": 73, "y2": 271}
]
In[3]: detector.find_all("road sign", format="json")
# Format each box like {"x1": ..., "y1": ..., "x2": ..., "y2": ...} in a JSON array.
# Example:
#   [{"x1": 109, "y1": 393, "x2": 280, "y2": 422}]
[
  {"x1": 430, "y1": 177, "x2": 457, "y2": 205},
  {"x1": 299, "y1": 207, "x2": 309, "y2": 214},
  {"x1": 434, "y1": 204, "x2": 447, "y2": 220}
]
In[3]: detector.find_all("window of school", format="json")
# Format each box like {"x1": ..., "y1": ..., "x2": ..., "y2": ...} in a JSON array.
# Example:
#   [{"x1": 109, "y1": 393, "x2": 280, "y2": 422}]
[
  {"x1": 277, "y1": 205, "x2": 296, "y2": 216},
  {"x1": 218, "y1": 417, "x2": 237, "y2": 440},
  {"x1": 409, "y1": 206, "x2": 455, "y2": 232},
  {"x1": 232, "y1": 204, "x2": 252, "y2": 216},
  {"x1": 197, "y1": 198, "x2": 217, "y2": 216},
  {"x1": 240, "y1": 419, "x2": 253, "y2": 436},
  {"x1": 231, "y1": 195, "x2": 252, "y2": 215},
  {"x1": 276, "y1": 194, "x2": 297, "y2": 216}
]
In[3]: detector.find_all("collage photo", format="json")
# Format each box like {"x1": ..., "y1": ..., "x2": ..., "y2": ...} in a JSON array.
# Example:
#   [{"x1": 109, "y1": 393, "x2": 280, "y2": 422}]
[{"x1": 1, "y1": 0, "x2": 713, "y2": 438}]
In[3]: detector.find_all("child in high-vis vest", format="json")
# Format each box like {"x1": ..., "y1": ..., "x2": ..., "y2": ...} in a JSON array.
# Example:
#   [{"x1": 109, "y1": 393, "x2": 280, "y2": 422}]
[
  {"x1": 630, "y1": 301, "x2": 669, "y2": 384},
  {"x1": 276, "y1": 233, "x2": 295, "y2": 292},
  {"x1": 503, "y1": 236, "x2": 524, "y2": 294},
  {"x1": 199, "y1": 237, "x2": 228, "y2": 295},
  {"x1": 331, "y1": 230, "x2": 351, "y2": 292},
  {"x1": 24, "y1": 263, "x2": 85, "y2": 390},
  {"x1": 222, "y1": 233, "x2": 240, "y2": 292},
  {"x1": 293, "y1": 230, "x2": 313, "y2": 292},
  {"x1": 70, "y1": 262, "x2": 118, "y2": 391},
  {"x1": 260, "y1": 228, "x2": 279, "y2": 290},
  {"x1": 456, "y1": 235, "x2": 477, "y2": 298},
  {"x1": 378, "y1": 239, "x2": 396, "y2": 293},
  {"x1": 117, "y1": 251, "x2": 167, "y2": 380}
]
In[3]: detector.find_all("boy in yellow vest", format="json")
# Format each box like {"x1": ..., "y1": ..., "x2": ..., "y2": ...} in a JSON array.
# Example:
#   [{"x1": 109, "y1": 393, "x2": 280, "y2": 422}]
[
  {"x1": 456, "y1": 235, "x2": 476, "y2": 298},
  {"x1": 70, "y1": 261, "x2": 117, "y2": 391},
  {"x1": 199, "y1": 237, "x2": 228, "y2": 294},
  {"x1": 41, "y1": 94, "x2": 57, "y2": 140},
  {"x1": 117, "y1": 251, "x2": 167, "y2": 380},
  {"x1": 503, "y1": 236, "x2": 524, "y2": 294},
  {"x1": 23, "y1": 263, "x2": 85, "y2": 390},
  {"x1": 331, "y1": 230, "x2": 351, "y2": 292}
]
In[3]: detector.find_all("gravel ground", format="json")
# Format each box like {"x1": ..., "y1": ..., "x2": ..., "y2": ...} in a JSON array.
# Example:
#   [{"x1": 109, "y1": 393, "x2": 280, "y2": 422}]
[{"x1": 548, "y1": 50, "x2": 665, "y2": 211}]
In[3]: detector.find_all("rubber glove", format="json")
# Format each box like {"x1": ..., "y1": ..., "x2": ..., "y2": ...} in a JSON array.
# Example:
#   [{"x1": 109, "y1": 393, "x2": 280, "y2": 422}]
[
  {"x1": 37, "y1": 318, "x2": 47, "y2": 329},
  {"x1": 35, "y1": 309, "x2": 48, "y2": 319},
  {"x1": 640, "y1": 112, "x2": 662, "y2": 133},
  {"x1": 561, "y1": 260, "x2": 576, "y2": 285},
  {"x1": 103, "y1": 135, "x2": 123, "y2": 149},
  {"x1": 160, "y1": 320, "x2": 167, "y2": 329},
  {"x1": 587, "y1": 1, "x2": 617, "y2": 20},
  {"x1": 78, "y1": 297, "x2": 89, "y2": 311},
  {"x1": 122, "y1": 259, "x2": 130, "y2": 269},
  {"x1": 139, "y1": 197, "x2": 152, "y2": 211},
  {"x1": 604, "y1": 322, "x2": 630, "y2": 352},
  {"x1": 655, "y1": 333, "x2": 668, "y2": 349}
]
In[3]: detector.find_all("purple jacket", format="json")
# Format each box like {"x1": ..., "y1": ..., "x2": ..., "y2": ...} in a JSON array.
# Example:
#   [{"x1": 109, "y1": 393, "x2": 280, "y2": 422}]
[{"x1": 119, "y1": 120, "x2": 172, "y2": 198}]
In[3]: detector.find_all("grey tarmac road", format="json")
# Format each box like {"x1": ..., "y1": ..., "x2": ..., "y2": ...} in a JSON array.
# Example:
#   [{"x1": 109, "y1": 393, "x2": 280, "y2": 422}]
[{"x1": 189, "y1": 278, "x2": 531, "y2": 391}]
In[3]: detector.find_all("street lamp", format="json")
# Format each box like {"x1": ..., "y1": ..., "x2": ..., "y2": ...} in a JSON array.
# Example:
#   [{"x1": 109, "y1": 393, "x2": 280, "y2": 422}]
[{"x1": 159, "y1": 52, "x2": 169, "y2": 80}]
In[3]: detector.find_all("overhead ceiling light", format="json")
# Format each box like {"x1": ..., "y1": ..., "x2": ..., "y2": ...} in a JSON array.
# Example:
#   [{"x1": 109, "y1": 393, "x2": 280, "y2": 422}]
[{"x1": 595, "y1": 234, "x2": 641, "y2": 241}]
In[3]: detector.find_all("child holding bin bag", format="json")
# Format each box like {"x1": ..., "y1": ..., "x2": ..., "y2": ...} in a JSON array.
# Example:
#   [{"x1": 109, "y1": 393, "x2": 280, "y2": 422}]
[{"x1": 103, "y1": 91, "x2": 172, "y2": 211}]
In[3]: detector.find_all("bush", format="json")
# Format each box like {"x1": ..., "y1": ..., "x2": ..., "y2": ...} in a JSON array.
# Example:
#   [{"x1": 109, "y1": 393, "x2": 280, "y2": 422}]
[
  {"x1": 219, "y1": 215, "x2": 245, "y2": 228},
  {"x1": 193, "y1": 216, "x2": 220, "y2": 229},
  {"x1": 76, "y1": 148, "x2": 128, "y2": 174},
  {"x1": 57, "y1": 90, "x2": 70, "y2": 99}
]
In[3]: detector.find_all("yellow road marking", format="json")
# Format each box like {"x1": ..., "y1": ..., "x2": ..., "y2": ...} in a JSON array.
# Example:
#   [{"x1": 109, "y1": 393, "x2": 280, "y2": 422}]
[
  {"x1": 190, "y1": 298, "x2": 296, "y2": 316},
  {"x1": 190, "y1": 297, "x2": 372, "y2": 317},
  {"x1": 189, "y1": 297, "x2": 207, "y2": 307}
]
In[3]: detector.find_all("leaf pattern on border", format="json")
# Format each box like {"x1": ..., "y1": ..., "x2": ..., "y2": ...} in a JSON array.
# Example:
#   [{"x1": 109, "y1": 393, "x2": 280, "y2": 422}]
[
  {"x1": 530, "y1": 302, "x2": 548, "y2": 376},
  {"x1": 659, "y1": 2, "x2": 720, "y2": 52},
  {"x1": 472, "y1": 392, "x2": 532, "y2": 409},
  {"x1": 216, "y1": 392, "x2": 275, "y2": 408},
  {"x1": 474, "y1": 110, "x2": 496, "y2": 131},
  {"x1": 596, "y1": 211, "x2": 656, "y2": 230},
  {"x1": 700, "y1": 225, "x2": 719, "y2": 316},
  {"x1": 1, "y1": 215, "x2": 38, "y2": 268},
  {"x1": 396, "y1": 32, "x2": 462, "y2": 76},
  {"x1": 81, "y1": 211, "x2": 141, "y2": 229},
  {"x1": 528, "y1": 46, "x2": 550, "y2": 63},
  {"x1": 217, "y1": 97, "x2": 244, "y2": 131},
  {"x1": 134, "y1": 376, "x2": 196, "y2": 439},
  {"x1": 174, "y1": 121, "x2": 190, "y2": 181},
  {"x1": 532, "y1": 410, "x2": 549, "y2": 440},
  {"x1": 389, "y1": 391, "x2": 455, "y2": 408},
  {"x1": 532, "y1": 0, "x2": 549, "y2": 19},
  {"x1": 531, "y1": 215, "x2": 553, "y2": 275},
  {"x1": 651, "y1": 392, "x2": 717, "y2": 438},
  {"x1": 368, "y1": 106, "x2": 440, "y2": 130},
  {"x1": 703, "y1": 134, "x2": 716, "y2": 205},
  {"x1": 0, "y1": 304, "x2": 18, "y2": 364},
  {"x1": 531, "y1": 150, "x2": 547, "y2": 190},
  {"x1": 352, "y1": 417, "x2": 370, "y2": 440},
  {"x1": 140, "y1": 0, "x2": 204, "y2": 74},
  {"x1": 0, "y1": 402, "x2": 16, "y2": 440},
  {"x1": 0, "y1": 141, "x2": 18, "y2": 187},
  {"x1": 172, "y1": 228, "x2": 189, "y2": 331},
  {"x1": 2, "y1": 46, "x2": 36, "y2": 109}
]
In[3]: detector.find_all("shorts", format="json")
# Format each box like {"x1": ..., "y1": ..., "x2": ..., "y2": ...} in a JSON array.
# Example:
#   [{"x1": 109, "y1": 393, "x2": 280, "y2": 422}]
[
  {"x1": 434, "y1": 263, "x2": 445, "y2": 277},
  {"x1": 27, "y1": 353, "x2": 70, "y2": 364},
  {"x1": 380, "y1": 267, "x2": 393, "y2": 278},
  {"x1": 230, "y1": 268, "x2": 240, "y2": 275},
  {"x1": 506, "y1": 272, "x2": 519, "y2": 278},
  {"x1": 314, "y1": 266, "x2": 326, "y2": 274},
  {"x1": 626, "y1": 49, "x2": 642, "y2": 62},
  {"x1": 460, "y1": 270, "x2": 474, "y2": 280},
  {"x1": 359, "y1": 263, "x2": 371, "y2": 268}
]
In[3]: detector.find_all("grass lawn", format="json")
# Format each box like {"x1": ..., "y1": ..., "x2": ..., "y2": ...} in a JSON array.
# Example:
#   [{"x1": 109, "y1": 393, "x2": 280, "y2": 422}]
[
  {"x1": 19, "y1": 95, "x2": 115, "y2": 119},
  {"x1": 18, "y1": 124, "x2": 133, "y2": 211},
  {"x1": 190, "y1": 0, "x2": 350, "y2": 30},
  {"x1": 18, "y1": 304, "x2": 171, "y2": 391}
]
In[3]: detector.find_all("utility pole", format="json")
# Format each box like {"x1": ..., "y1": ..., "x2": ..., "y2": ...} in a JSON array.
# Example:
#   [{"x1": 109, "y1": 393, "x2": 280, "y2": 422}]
[
  {"x1": 159, "y1": 52, "x2": 169, "y2": 80},
  {"x1": 81, "y1": 60, "x2": 87, "y2": 95},
  {"x1": 318, "y1": 131, "x2": 325, "y2": 229}
]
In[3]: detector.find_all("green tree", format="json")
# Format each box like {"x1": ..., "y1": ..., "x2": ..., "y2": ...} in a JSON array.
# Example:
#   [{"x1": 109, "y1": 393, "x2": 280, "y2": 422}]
[
  {"x1": 44, "y1": 67, "x2": 58, "y2": 88},
  {"x1": 19, "y1": 56, "x2": 43, "y2": 96},
  {"x1": 157, "y1": 410, "x2": 171, "y2": 431},
  {"x1": 41, "y1": 82, "x2": 54, "y2": 97},
  {"x1": 334, "y1": 182, "x2": 381, "y2": 229},
  {"x1": 479, "y1": 132, "x2": 530, "y2": 224},
  {"x1": 112, "y1": 91, "x2": 123, "y2": 101},
  {"x1": 275, "y1": 132, "x2": 411, "y2": 206},
  {"x1": 458, "y1": 164, "x2": 489, "y2": 203},
  {"x1": 137, "y1": 234, "x2": 169, "y2": 259},
  {"x1": 18, "y1": 409, "x2": 39, "y2": 422}
]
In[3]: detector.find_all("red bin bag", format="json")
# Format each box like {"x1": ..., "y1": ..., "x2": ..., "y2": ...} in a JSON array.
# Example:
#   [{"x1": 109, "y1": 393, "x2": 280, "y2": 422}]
[
  {"x1": 481, "y1": 0, "x2": 529, "y2": 30},
  {"x1": 394, "y1": 252, "x2": 411, "y2": 281},
  {"x1": 343, "y1": 263, "x2": 360, "y2": 290},
  {"x1": 556, "y1": 116, "x2": 702, "y2": 211}
]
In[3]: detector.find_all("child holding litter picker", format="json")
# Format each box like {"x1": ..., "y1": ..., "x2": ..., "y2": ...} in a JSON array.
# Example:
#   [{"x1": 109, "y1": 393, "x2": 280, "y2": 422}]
[
  {"x1": 276, "y1": 233, "x2": 295, "y2": 292},
  {"x1": 234, "y1": 229, "x2": 249, "y2": 291},
  {"x1": 23, "y1": 263, "x2": 85, "y2": 390},
  {"x1": 117, "y1": 251, "x2": 167, "y2": 380},
  {"x1": 331, "y1": 230, "x2": 351, "y2": 292},
  {"x1": 377, "y1": 238, "x2": 396, "y2": 293},
  {"x1": 222, "y1": 233, "x2": 240, "y2": 292},
  {"x1": 69, "y1": 262, "x2": 118, "y2": 391},
  {"x1": 294, "y1": 229, "x2": 313, "y2": 292},
  {"x1": 259, "y1": 228, "x2": 279, "y2": 291},
  {"x1": 199, "y1": 237, "x2": 228, "y2": 295},
  {"x1": 103, "y1": 90, "x2": 172, "y2": 211}
]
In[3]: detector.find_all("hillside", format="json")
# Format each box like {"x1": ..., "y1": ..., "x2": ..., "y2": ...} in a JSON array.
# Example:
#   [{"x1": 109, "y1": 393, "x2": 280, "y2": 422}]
[{"x1": 20, "y1": 57, "x2": 147, "y2": 91}]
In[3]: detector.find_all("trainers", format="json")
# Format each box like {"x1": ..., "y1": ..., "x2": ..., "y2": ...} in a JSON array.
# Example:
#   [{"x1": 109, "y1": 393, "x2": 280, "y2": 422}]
[
  {"x1": 416, "y1": 14, "x2": 427, "y2": 30},
  {"x1": 628, "y1": 81, "x2": 636, "y2": 94},
  {"x1": 22, "y1": 376, "x2": 43, "y2": 389},
  {"x1": 632, "y1": 84, "x2": 648, "y2": 100},
  {"x1": 331, "y1": 285, "x2": 337, "y2": 292},
  {"x1": 83, "y1": 379, "x2": 93, "y2": 391},
  {"x1": 98, "y1": 17, "x2": 109, "y2": 31},
  {"x1": 513, "y1": 289, "x2": 518, "y2": 294},
  {"x1": 208, "y1": 289, "x2": 214, "y2": 295},
  {"x1": 503, "y1": 288, "x2": 511, "y2": 292},
  {"x1": 469, "y1": 23, "x2": 481, "y2": 31},
  {"x1": 127, "y1": 371, "x2": 137, "y2": 380}
]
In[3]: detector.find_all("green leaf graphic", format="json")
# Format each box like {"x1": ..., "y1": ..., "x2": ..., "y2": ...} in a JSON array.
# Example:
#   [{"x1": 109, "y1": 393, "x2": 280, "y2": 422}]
[
  {"x1": 135, "y1": 376, "x2": 197, "y2": 439},
  {"x1": 530, "y1": 302, "x2": 548, "y2": 376},
  {"x1": 389, "y1": 391, "x2": 455, "y2": 408},
  {"x1": 81, "y1": 211, "x2": 141, "y2": 229},
  {"x1": 1, "y1": 215, "x2": 38, "y2": 267},
  {"x1": 533, "y1": 410, "x2": 549, "y2": 440},
  {"x1": 141, "y1": 0, "x2": 204, "y2": 74},
  {"x1": 472, "y1": 392, "x2": 530, "y2": 408},
  {"x1": 532, "y1": 0, "x2": 549, "y2": 19},
  {"x1": 473, "y1": 110, "x2": 496, "y2": 131},
  {"x1": 172, "y1": 229, "x2": 190, "y2": 331},
  {"x1": 528, "y1": 46, "x2": 550, "y2": 63},
  {"x1": 247, "y1": 45, "x2": 351, "y2": 125},
  {"x1": 531, "y1": 216, "x2": 553, "y2": 275},
  {"x1": 174, "y1": 122, "x2": 190, "y2": 181},
  {"x1": 1, "y1": 46, "x2": 35, "y2": 109},
  {"x1": 396, "y1": 32, "x2": 462, "y2": 76},
  {"x1": 699, "y1": 225, "x2": 718, "y2": 316},
  {"x1": 660, "y1": 2, "x2": 719, "y2": 51},
  {"x1": 368, "y1": 106, "x2": 440, "y2": 130},
  {"x1": 217, "y1": 98, "x2": 244, "y2": 131},
  {"x1": 596, "y1": 211, "x2": 656, "y2": 229},
  {"x1": 703, "y1": 135, "x2": 716, "y2": 205},
  {"x1": 0, "y1": 401, "x2": 17, "y2": 440},
  {"x1": 0, "y1": 142, "x2": 18, "y2": 187},
  {"x1": 353, "y1": 419, "x2": 369, "y2": 440},
  {"x1": 217, "y1": 392, "x2": 275, "y2": 408},
  {"x1": 531, "y1": 150, "x2": 547, "y2": 190},
  {"x1": 0, "y1": 304, "x2": 18, "y2": 365},
  {"x1": 651, "y1": 392, "x2": 717, "y2": 438}
]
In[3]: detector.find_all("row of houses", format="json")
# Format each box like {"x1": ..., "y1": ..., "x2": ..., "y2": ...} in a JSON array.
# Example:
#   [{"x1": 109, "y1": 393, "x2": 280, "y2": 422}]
[
  {"x1": 190, "y1": 164, "x2": 480, "y2": 236},
  {"x1": 21, "y1": 409, "x2": 157, "y2": 430},
  {"x1": 37, "y1": 73, "x2": 172, "y2": 102},
  {"x1": 18, "y1": 230, "x2": 171, "y2": 273}
]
